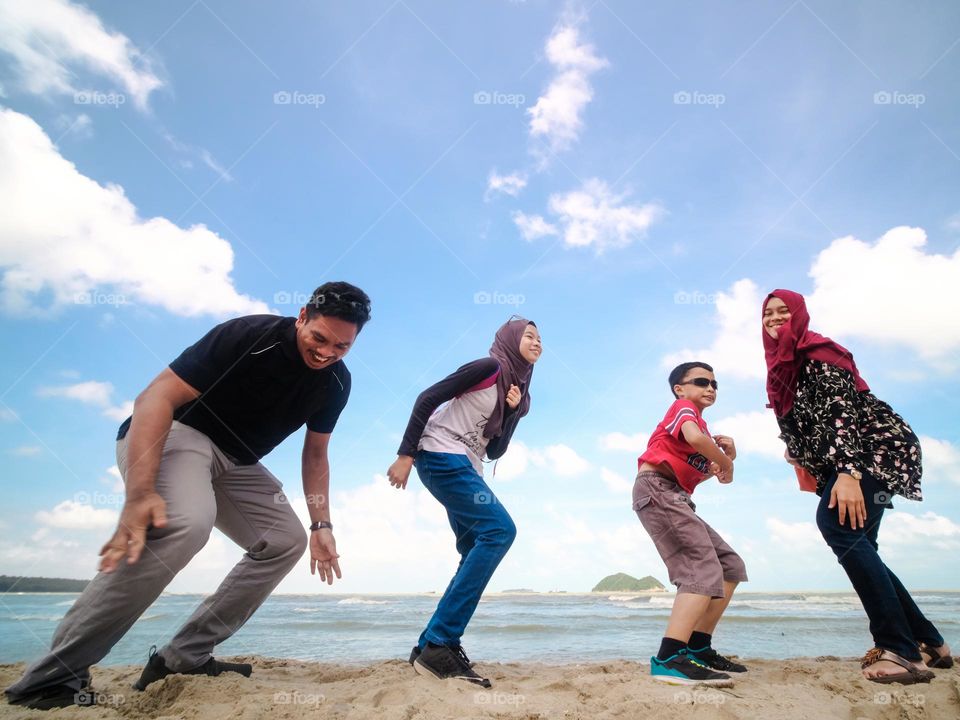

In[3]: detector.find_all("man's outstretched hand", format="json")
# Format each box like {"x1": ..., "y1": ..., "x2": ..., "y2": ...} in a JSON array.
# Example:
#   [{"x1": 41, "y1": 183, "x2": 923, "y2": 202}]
[{"x1": 310, "y1": 529, "x2": 342, "y2": 585}]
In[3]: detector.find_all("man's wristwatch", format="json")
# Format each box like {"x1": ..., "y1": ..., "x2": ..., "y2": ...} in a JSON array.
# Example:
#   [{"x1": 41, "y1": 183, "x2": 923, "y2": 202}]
[{"x1": 309, "y1": 521, "x2": 333, "y2": 531}]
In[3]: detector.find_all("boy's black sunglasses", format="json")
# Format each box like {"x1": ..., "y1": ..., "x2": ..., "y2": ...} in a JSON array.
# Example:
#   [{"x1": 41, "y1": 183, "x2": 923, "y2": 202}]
[{"x1": 679, "y1": 378, "x2": 718, "y2": 390}]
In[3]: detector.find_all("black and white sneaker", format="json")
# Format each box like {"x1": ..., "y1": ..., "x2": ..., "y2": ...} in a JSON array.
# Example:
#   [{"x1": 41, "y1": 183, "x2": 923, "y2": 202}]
[
  {"x1": 133, "y1": 646, "x2": 252, "y2": 691},
  {"x1": 686, "y1": 646, "x2": 748, "y2": 673},
  {"x1": 413, "y1": 643, "x2": 491, "y2": 687},
  {"x1": 650, "y1": 653, "x2": 733, "y2": 686}
]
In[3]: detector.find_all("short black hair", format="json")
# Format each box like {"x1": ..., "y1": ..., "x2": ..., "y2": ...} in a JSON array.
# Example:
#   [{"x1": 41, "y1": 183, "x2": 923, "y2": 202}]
[
  {"x1": 304, "y1": 281, "x2": 372, "y2": 331},
  {"x1": 668, "y1": 361, "x2": 714, "y2": 398}
]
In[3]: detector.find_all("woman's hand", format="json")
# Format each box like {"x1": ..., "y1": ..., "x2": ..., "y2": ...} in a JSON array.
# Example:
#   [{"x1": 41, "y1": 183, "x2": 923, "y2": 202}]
[
  {"x1": 309, "y1": 529, "x2": 341, "y2": 584},
  {"x1": 387, "y1": 455, "x2": 415, "y2": 490},
  {"x1": 505, "y1": 384, "x2": 522, "y2": 409},
  {"x1": 828, "y1": 473, "x2": 867, "y2": 529}
]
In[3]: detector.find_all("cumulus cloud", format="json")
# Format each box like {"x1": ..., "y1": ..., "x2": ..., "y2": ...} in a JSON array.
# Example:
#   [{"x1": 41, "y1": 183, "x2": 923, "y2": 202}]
[
  {"x1": 494, "y1": 441, "x2": 591, "y2": 481},
  {"x1": 35, "y1": 499, "x2": 118, "y2": 530},
  {"x1": 515, "y1": 179, "x2": 662, "y2": 252},
  {"x1": 486, "y1": 170, "x2": 528, "y2": 199},
  {"x1": 712, "y1": 411, "x2": 784, "y2": 460},
  {"x1": 918, "y1": 436, "x2": 960, "y2": 486},
  {"x1": 765, "y1": 516, "x2": 823, "y2": 552},
  {"x1": 0, "y1": 108, "x2": 270, "y2": 317},
  {"x1": 0, "y1": 0, "x2": 163, "y2": 109},
  {"x1": 662, "y1": 278, "x2": 767, "y2": 380},
  {"x1": 37, "y1": 379, "x2": 132, "y2": 421},
  {"x1": 600, "y1": 466, "x2": 633, "y2": 494},
  {"x1": 599, "y1": 431, "x2": 649, "y2": 453},
  {"x1": 882, "y1": 511, "x2": 960, "y2": 552},
  {"x1": 806, "y1": 226, "x2": 960, "y2": 363},
  {"x1": 527, "y1": 25, "x2": 608, "y2": 155}
]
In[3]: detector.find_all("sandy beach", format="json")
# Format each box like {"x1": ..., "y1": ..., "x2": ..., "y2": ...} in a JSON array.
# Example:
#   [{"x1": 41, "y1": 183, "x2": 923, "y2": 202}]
[{"x1": 2, "y1": 655, "x2": 957, "y2": 719}]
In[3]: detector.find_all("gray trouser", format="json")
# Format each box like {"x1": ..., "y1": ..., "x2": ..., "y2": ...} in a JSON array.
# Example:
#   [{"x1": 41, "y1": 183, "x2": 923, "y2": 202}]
[{"x1": 6, "y1": 421, "x2": 307, "y2": 696}]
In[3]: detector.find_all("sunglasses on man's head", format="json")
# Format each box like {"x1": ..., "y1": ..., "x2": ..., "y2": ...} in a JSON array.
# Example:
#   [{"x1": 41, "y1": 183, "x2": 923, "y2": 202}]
[{"x1": 679, "y1": 378, "x2": 718, "y2": 390}]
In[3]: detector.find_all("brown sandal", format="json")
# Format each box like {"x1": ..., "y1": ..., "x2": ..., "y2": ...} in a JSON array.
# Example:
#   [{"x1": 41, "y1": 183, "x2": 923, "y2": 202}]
[
  {"x1": 860, "y1": 648, "x2": 935, "y2": 685},
  {"x1": 919, "y1": 642, "x2": 954, "y2": 669}
]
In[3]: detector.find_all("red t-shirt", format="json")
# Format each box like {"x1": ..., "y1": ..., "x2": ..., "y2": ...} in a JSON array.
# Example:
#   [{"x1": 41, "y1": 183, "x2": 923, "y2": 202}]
[{"x1": 638, "y1": 399, "x2": 713, "y2": 494}]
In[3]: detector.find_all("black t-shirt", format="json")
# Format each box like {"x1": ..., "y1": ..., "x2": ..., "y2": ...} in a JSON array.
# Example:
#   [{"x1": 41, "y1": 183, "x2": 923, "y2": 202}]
[{"x1": 117, "y1": 315, "x2": 351, "y2": 464}]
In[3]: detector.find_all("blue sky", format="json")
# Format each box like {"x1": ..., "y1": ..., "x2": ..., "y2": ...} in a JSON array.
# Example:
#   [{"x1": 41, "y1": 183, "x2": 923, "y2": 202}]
[{"x1": 1, "y1": 0, "x2": 958, "y2": 594}]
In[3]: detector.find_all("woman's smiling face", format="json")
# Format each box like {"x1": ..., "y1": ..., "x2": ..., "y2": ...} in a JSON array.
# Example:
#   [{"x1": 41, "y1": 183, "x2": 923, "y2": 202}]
[{"x1": 763, "y1": 296, "x2": 791, "y2": 339}]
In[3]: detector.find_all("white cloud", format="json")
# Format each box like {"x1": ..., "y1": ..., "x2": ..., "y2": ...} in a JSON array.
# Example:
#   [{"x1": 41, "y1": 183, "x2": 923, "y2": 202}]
[
  {"x1": 54, "y1": 112, "x2": 93, "y2": 139},
  {"x1": 0, "y1": 108, "x2": 270, "y2": 317},
  {"x1": 807, "y1": 226, "x2": 960, "y2": 362},
  {"x1": 36, "y1": 499, "x2": 118, "y2": 530},
  {"x1": 882, "y1": 511, "x2": 960, "y2": 552},
  {"x1": 662, "y1": 278, "x2": 767, "y2": 380},
  {"x1": 600, "y1": 466, "x2": 633, "y2": 494},
  {"x1": 37, "y1": 379, "x2": 132, "y2": 420},
  {"x1": 492, "y1": 440, "x2": 590, "y2": 480},
  {"x1": 9, "y1": 445, "x2": 42, "y2": 457},
  {"x1": 527, "y1": 25, "x2": 608, "y2": 154},
  {"x1": 918, "y1": 436, "x2": 960, "y2": 486},
  {"x1": 520, "y1": 179, "x2": 662, "y2": 252},
  {"x1": 0, "y1": 0, "x2": 162, "y2": 109},
  {"x1": 599, "y1": 431, "x2": 648, "y2": 453},
  {"x1": 765, "y1": 516, "x2": 823, "y2": 552},
  {"x1": 711, "y1": 411, "x2": 784, "y2": 460},
  {"x1": 486, "y1": 170, "x2": 527, "y2": 199},
  {"x1": 513, "y1": 211, "x2": 558, "y2": 241}
]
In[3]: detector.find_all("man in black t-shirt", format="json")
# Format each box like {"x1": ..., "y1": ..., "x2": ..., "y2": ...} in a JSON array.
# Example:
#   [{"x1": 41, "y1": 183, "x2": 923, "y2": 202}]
[{"x1": 6, "y1": 282, "x2": 372, "y2": 711}]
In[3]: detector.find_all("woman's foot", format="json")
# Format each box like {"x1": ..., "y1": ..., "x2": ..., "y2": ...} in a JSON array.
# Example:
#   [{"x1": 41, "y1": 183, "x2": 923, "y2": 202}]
[
  {"x1": 919, "y1": 642, "x2": 953, "y2": 669},
  {"x1": 860, "y1": 648, "x2": 934, "y2": 684}
]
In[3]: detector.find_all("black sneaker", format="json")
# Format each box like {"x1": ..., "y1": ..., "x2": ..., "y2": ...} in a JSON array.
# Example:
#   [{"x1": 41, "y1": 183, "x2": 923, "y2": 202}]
[
  {"x1": 134, "y1": 646, "x2": 253, "y2": 691},
  {"x1": 6, "y1": 684, "x2": 94, "y2": 710},
  {"x1": 686, "y1": 646, "x2": 748, "y2": 673},
  {"x1": 413, "y1": 643, "x2": 491, "y2": 687},
  {"x1": 409, "y1": 643, "x2": 475, "y2": 667},
  {"x1": 650, "y1": 653, "x2": 733, "y2": 686},
  {"x1": 408, "y1": 645, "x2": 421, "y2": 665}
]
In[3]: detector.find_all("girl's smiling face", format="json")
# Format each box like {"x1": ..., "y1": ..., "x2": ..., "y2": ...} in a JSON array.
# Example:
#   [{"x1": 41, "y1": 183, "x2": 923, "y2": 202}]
[
  {"x1": 763, "y1": 296, "x2": 791, "y2": 339},
  {"x1": 519, "y1": 324, "x2": 542, "y2": 364}
]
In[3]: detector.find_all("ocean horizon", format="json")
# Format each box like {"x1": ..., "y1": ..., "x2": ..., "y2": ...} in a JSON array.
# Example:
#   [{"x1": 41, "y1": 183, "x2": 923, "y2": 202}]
[{"x1": 3, "y1": 590, "x2": 957, "y2": 667}]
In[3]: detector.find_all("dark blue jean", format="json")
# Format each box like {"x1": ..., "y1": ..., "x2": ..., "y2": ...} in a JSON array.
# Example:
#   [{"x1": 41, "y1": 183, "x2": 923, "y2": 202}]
[
  {"x1": 816, "y1": 471, "x2": 944, "y2": 660},
  {"x1": 415, "y1": 450, "x2": 517, "y2": 648}
]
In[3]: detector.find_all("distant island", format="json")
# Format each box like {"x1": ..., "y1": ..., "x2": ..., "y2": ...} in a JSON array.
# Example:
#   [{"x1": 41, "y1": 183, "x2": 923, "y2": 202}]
[
  {"x1": 0, "y1": 576, "x2": 90, "y2": 593},
  {"x1": 592, "y1": 573, "x2": 665, "y2": 592},
  {"x1": 501, "y1": 588, "x2": 536, "y2": 593}
]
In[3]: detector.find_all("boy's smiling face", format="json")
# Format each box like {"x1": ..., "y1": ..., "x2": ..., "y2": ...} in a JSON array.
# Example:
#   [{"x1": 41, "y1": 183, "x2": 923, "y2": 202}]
[{"x1": 673, "y1": 367, "x2": 718, "y2": 411}]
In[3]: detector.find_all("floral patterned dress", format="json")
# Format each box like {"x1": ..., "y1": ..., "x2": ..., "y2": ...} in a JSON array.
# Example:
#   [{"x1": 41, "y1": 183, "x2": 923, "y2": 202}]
[{"x1": 775, "y1": 360, "x2": 923, "y2": 500}]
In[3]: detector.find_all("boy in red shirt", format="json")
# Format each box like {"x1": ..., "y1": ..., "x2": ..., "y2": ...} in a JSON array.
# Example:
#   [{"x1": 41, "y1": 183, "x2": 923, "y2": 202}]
[{"x1": 634, "y1": 362, "x2": 748, "y2": 686}]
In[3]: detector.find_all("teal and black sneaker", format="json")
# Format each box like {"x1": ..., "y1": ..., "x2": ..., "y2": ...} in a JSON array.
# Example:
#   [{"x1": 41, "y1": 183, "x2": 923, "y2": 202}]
[
  {"x1": 686, "y1": 646, "x2": 748, "y2": 673},
  {"x1": 650, "y1": 653, "x2": 734, "y2": 686}
]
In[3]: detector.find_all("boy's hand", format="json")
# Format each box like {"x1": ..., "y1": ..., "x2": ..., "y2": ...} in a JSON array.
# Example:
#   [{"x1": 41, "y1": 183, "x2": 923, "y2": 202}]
[
  {"x1": 713, "y1": 435, "x2": 737, "y2": 460},
  {"x1": 716, "y1": 466, "x2": 734, "y2": 484},
  {"x1": 505, "y1": 384, "x2": 522, "y2": 409},
  {"x1": 387, "y1": 455, "x2": 415, "y2": 490}
]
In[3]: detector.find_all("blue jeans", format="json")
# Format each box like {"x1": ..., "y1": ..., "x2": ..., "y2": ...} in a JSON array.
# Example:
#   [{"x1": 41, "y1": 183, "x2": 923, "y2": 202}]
[
  {"x1": 415, "y1": 450, "x2": 517, "y2": 648},
  {"x1": 816, "y1": 471, "x2": 944, "y2": 660}
]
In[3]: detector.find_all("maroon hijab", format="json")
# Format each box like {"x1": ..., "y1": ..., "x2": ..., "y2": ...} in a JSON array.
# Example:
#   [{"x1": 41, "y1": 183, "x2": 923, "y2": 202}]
[
  {"x1": 484, "y1": 317, "x2": 535, "y2": 438},
  {"x1": 763, "y1": 289, "x2": 868, "y2": 417}
]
